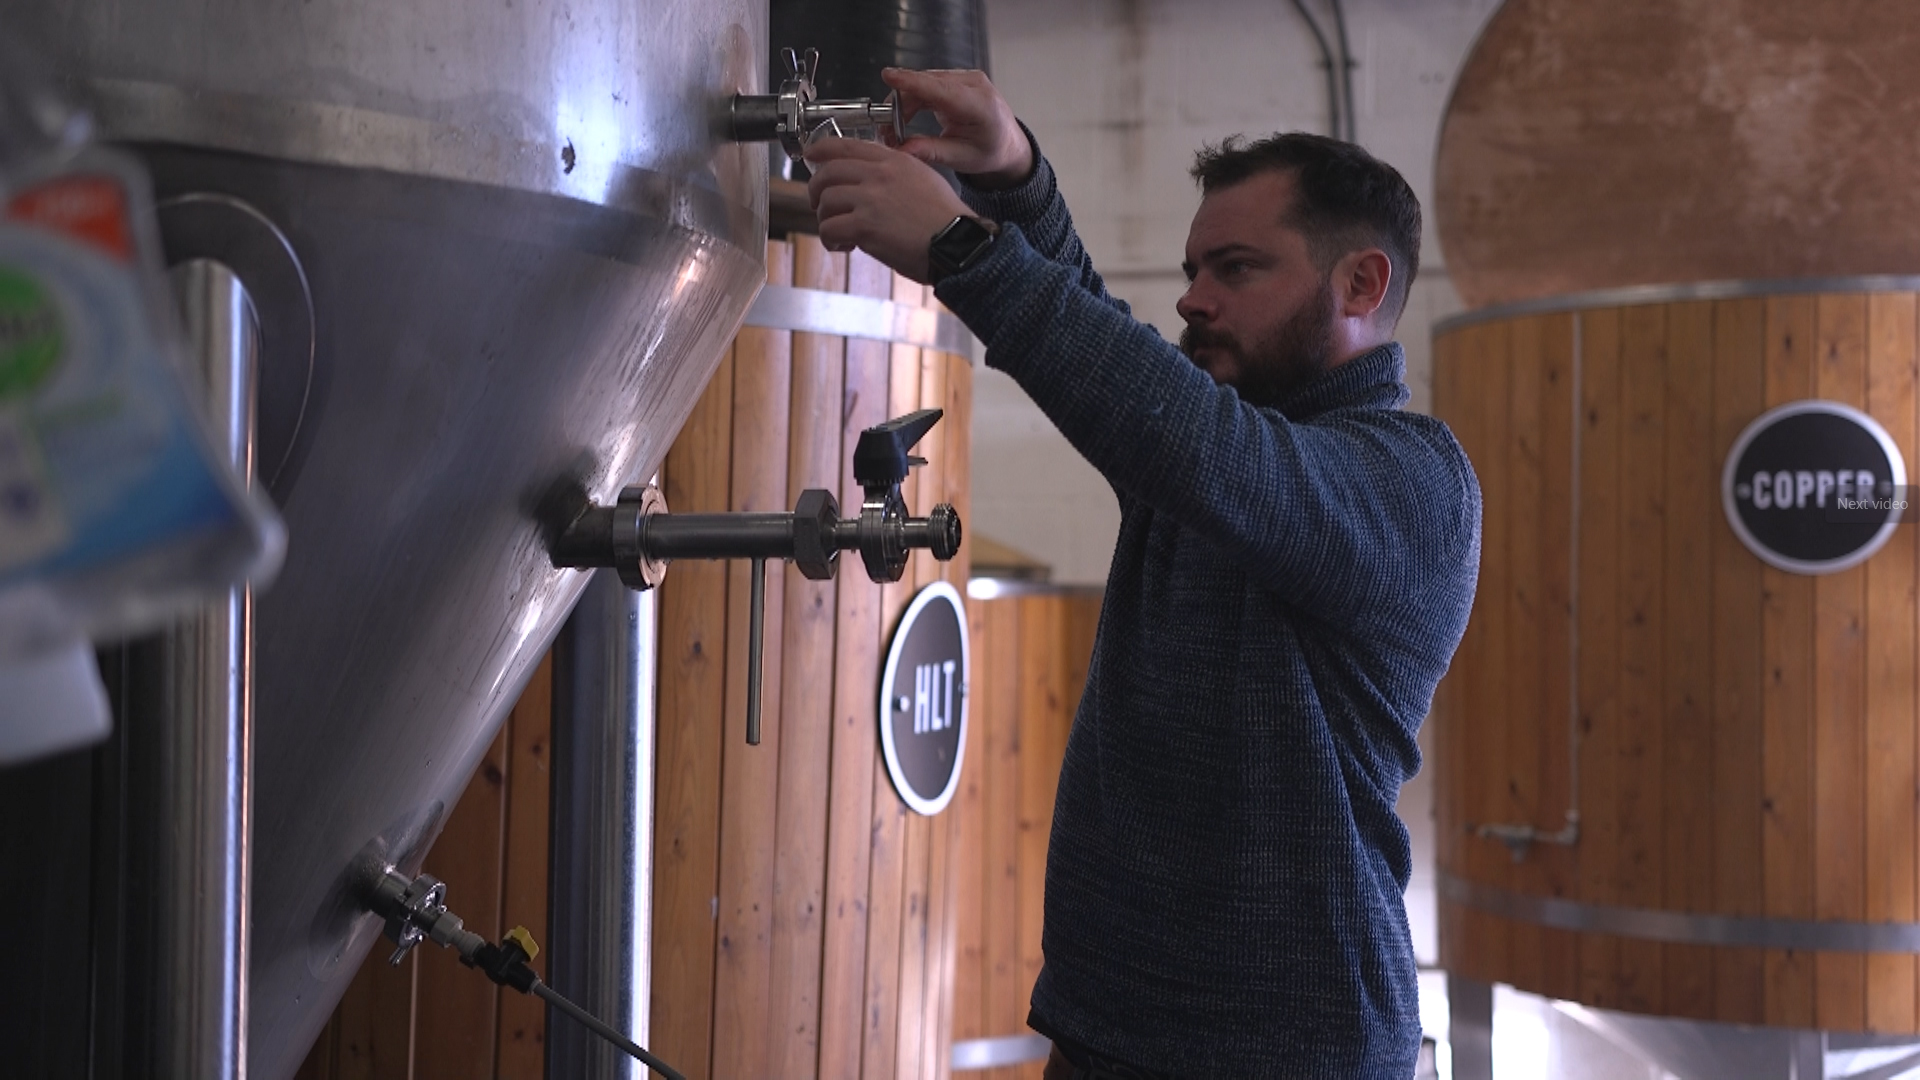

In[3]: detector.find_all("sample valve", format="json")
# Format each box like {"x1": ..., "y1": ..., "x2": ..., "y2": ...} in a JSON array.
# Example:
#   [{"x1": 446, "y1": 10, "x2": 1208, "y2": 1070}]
[
  {"x1": 729, "y1": 46, "x2": 904, "y2": 161},
  {"x1": 551, "y1": 409, "x2": 961, "y2": 744}
]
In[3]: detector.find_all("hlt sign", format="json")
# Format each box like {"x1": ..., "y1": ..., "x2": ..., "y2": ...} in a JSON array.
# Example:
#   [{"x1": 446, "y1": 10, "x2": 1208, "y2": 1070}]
[{"x1": 913, "y1": 660, "x2": 959, "y2": 735}]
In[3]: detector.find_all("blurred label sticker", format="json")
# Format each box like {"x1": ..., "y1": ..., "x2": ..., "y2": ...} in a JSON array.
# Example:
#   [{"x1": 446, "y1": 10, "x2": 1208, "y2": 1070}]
[{"x1": 0, "y1": 410, "x2": 67, "y2": 569}]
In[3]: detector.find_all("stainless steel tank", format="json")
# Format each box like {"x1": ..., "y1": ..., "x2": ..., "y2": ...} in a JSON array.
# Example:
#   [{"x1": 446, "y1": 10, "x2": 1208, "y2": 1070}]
[{"x1": 4, "y1": 4, "x2": 768, "y2": 1077}]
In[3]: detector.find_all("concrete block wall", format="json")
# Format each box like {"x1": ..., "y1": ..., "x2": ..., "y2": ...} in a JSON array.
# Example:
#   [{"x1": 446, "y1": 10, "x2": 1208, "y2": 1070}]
[{"x1": 972, "y1": 0, "x2": 1506, "y2": 968}]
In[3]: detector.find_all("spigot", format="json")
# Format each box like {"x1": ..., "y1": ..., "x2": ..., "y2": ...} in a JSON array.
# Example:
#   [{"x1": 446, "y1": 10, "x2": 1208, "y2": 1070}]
[
  {"x1": 550, "y1": 409, "x2": 961, "y2": 745},
  {"x1": 728, "y1": 46, "x2": 903, "y2": 162}
]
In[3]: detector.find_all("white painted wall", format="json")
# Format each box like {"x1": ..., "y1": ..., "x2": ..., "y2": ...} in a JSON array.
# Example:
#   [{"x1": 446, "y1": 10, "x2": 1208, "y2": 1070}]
[{"x1": 972, "y1": 0, "x2": 1505, "y2": 975}]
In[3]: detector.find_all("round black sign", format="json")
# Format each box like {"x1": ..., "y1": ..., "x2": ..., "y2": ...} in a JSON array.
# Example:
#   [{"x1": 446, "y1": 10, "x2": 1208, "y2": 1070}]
[
  {"x1": 1721, "y1": 400, "x2": 1907, "y2": 574},
  {"x1": 878, "y1": 581, "x2": 969, "y2": 815}
]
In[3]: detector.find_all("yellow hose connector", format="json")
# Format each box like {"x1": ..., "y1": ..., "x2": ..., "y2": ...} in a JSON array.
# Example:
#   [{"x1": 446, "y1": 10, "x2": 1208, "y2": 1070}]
[{"x1": 504, "y1": 925, "x2": 539, "y2": 962}]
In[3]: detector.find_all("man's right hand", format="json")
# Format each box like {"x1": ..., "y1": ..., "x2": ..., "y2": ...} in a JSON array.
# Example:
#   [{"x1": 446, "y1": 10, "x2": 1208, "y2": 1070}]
[{"x1": 881, "y1": 67, "x2": 1034, "y2": 190}]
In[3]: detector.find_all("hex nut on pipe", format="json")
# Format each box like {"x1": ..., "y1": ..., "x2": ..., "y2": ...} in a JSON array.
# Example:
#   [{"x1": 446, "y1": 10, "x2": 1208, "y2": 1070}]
[{"x1": 791, "y1": 487, "x2": 841, "y2": 580}]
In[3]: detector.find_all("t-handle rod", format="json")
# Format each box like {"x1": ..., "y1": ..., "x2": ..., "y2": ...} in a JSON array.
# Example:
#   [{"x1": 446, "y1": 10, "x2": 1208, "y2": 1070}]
[{"x1": 746, "y1": 557, "x2": 766, "y2": 746}]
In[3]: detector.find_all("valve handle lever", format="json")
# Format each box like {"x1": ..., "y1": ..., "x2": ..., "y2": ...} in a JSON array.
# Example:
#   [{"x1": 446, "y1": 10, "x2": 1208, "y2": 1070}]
[{"x1": 853, "y1": 408, "x2": 943, "y2": 491}]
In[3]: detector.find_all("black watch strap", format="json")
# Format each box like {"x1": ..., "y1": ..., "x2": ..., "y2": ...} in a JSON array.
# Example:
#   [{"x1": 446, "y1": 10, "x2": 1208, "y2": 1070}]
[{"x1": 928, "y1": 215, "x2": 999, "y2": 285}]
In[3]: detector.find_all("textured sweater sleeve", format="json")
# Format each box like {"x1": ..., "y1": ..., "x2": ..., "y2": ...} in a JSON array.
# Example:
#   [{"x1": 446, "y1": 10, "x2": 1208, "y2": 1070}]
[
  {"x1": 954, "y1": 125, "x2": 1131, "y2": 320},
  {"x1": 936, "y1": 174, "x2": 1476, "y2": 622}
]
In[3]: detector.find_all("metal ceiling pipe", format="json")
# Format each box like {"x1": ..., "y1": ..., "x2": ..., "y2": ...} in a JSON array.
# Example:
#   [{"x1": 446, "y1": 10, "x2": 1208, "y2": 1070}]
[
  {"x1": 548, "y1": 568, "x2": 659, "y2": 1079},
  {"x1": 105, "y1": 259, "x2": 258, "y2": 1078}
]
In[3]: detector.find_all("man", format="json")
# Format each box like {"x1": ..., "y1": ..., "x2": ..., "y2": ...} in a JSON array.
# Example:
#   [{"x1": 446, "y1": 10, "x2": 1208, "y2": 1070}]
[{"x1": 807, "y1": 68, "x2": 1480, "y2": 1078}]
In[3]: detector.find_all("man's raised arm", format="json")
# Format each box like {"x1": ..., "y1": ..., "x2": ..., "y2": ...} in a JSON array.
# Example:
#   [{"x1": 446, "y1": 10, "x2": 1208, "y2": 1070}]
[{"x1": 807, "y1": 68, "x2": 1126, "y2": 314}]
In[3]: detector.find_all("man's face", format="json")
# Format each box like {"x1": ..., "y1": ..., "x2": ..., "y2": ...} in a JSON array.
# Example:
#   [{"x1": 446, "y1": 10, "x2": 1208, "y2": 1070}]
[{"x1": 1177, "y1": 170, "x2": 1338, "y2": 408}]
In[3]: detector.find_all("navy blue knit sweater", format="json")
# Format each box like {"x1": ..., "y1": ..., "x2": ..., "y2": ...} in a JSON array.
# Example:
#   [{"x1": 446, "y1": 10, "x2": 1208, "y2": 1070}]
[{"x1": 934, "y1": 147, "x2": 1481, "y2": 1078}]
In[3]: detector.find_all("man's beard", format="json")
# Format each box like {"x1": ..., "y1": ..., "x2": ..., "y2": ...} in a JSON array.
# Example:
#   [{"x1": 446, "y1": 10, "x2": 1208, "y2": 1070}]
[{"x1": 1179, "y1": 277, "x2": 1338, "y2": 409}]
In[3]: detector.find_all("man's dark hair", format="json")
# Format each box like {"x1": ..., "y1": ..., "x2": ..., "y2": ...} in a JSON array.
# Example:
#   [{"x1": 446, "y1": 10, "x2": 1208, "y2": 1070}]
[{"x1": 1190, "y1": 133, "x2": 1421, "y2": 326}]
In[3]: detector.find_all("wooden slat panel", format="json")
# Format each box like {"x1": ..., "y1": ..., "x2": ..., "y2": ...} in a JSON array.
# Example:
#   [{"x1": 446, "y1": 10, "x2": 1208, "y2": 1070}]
[
  {"x1": 497, "y1": 656, "x2": 553, "y2": 1074},
  {"x1": 1864, "y1": 293, "x2": 1919, "y2": 1033},
  {"x1": 929, "y1": 352, "x2": 973, "y2": 1080},
  {"x1": 917, "y1": 794, "x2": 950, "y2": 1080},
  {"x1": 943, "y1": 353, "x2": 974, "y2": 591},
  {"x1": 855, "y1": 605, "x2": 909, "y2": 1080},
  {"x1": 962, "y1": 591, "x2": 1099, "y2": 1080},
  {"x1": 415, "y1": 725, "x2": 510, "y2": 1080},
  {"x1": 1019, "y1": 593, "x2": 1099, "y2": 1078},
  {"x1": 1613, "y1": 304, "x2": 1668, "y2": 1014},
  {"x1": 982, "y1": 599, "x2": 1024, "y2": 1049},
  {"x1": 1016, "y1": 594, "x2": 1063, "y2": 1034},
  {"x1": 1059, "y1": 595, "x2": 1100, "y2": 752},
  {"x1": 948, "y1": 355, "x2": 985, "y2": 1060},
  {"x1": 907, "y1": 338, "x2": 948, "y2": 591},
  {"x1": 766, "y1": 237, "x2": 847, "y2": 1079},
  {"x1": 951, "y1": 598, "x2": 988, "y2": 1051},
  {"x1": 860, "y1": 287, "x2": 929, "y2": 1079},
  {"x1": 1503, "y1": 315, "x2": 1547, "y2": 996},
  {"x1": 1534, "y1": 313, "x2": 1581, "y2": 1002},
  {"x1": 653, "y1": 346, "x2": 737, "y2": 1076},
  {"x1": 1441, "y1": 324, "x2": 1483, "y2": 978},
  {"x1": 1661, "y1": 301, "x2": 1716, "y2": 1020},
  {"x1": 895, "y1": 326, "x2": 948, "y2": 1080},
  {"x1": 1474, "y1": 320, "x2": 1513, "y2": 981},
  {"x1": 819, "y1": 251, "x2": 895, "y2": 1078},
  {"x1": 1576, "y1": 308, "x2": 1624, "y2": 1008},
  {"x1": 712, "y1": 239, "x2": 795, "y2": 1080},
  {"x1": 332, "y1": 953, "x2": 417, "y2": 1080},
  {"x1": 1813, "y1": 294, "x2": 1869, "y2": 1032},
  {"x1": 1450, "y1": 322, "x2": 1510, "y2": 983},
  {"x1": 1761, "y1": 295, "x2": 1817, "y2": 1028},
  {"x1": 1711, "y1": 297, "x2": 1767, "y2": 1024}
]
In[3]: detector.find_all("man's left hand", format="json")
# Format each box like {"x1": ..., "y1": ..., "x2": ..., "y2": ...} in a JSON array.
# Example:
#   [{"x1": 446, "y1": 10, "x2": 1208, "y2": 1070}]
[{"x1": 805, "y1": 137, "x2": 974, "y2": 284}]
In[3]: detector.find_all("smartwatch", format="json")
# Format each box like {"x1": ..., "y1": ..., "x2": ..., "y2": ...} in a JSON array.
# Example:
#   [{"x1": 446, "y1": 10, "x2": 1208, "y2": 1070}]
[{"x1": 928, "y1": 215, "x2": 999, "y2": 285}]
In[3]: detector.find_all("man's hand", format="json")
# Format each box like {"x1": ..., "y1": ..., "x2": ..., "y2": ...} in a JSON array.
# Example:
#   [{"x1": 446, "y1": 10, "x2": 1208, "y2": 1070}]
[
  {"x1": 804, "y1": 137, "x2": 974, "y2": 284},
  {"x1": 881, "y1": 68, "x2": 1033, "y2": 190}
]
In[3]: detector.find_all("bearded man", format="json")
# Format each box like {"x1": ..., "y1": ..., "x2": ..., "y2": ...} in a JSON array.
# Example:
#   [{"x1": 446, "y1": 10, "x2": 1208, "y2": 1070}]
[{"x1": 806, "y1": 68, "x2": 1481, "y2": 1079}]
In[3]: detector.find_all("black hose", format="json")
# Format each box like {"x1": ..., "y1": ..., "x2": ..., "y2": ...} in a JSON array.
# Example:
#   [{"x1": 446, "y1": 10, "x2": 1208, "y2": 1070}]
[
  {"x1": 1287, "y1": 0, "x2": 1343, "y2": 141},
  {"x1": 533, "y1": 979, "x2": 686, "y2": 1080}
]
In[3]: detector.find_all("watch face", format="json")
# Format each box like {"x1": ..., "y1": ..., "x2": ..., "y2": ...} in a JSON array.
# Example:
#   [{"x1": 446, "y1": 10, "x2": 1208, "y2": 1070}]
[{"x1": 931, "y1": 217, "x2": 995, "y2": 281}]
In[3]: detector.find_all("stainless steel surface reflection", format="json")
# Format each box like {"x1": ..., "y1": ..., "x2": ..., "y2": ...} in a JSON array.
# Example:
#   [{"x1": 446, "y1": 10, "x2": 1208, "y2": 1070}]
[
  {"x1": 155, "y1": 259, "x2": 258, "y2": 1080},
  {"x1": 0, "y1": 3, "x2": 770, "y2": 1078}
]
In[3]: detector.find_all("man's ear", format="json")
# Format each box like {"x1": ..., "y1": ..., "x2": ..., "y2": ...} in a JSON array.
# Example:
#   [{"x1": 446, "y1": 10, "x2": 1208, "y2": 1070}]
[{"x1": 1336, "y1": 248, "x2": 1392, "y2": 321}]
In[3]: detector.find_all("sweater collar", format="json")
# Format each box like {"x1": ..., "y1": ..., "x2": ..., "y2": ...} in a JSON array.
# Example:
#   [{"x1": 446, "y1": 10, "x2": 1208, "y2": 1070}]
[{"x1": 1274, "y1": 342, "x2": 1410, "y2": 420}]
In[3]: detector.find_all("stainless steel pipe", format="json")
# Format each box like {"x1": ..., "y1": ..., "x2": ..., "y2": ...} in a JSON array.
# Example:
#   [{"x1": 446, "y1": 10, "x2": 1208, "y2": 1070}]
[
  {"x1": 548, "y1": 568, "x2": 658, "y2": 1079},
  {"x1": 117, "y1": 259, "x2": 257, "y2": 1078}
]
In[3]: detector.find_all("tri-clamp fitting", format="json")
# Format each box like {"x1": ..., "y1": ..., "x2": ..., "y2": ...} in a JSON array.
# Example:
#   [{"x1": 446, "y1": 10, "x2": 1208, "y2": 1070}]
[
  {"x1": 369, "y1": 867, "x2": 490, "y2": 967},
  {"x1": 550, "y1": 409, "x2": 961, "y2": 745},
  {"x1": 729, "y1": 46, "x2": 904, "y2": 162},
  {"x1": 365, "y1": 867, "x2": 685, "y2": 1079}
]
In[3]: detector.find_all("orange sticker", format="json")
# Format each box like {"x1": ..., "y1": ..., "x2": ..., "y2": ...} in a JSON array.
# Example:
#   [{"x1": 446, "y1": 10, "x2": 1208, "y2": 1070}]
[{"x1": 7, "y1": 175, "x2": 137, "y2": 263}]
